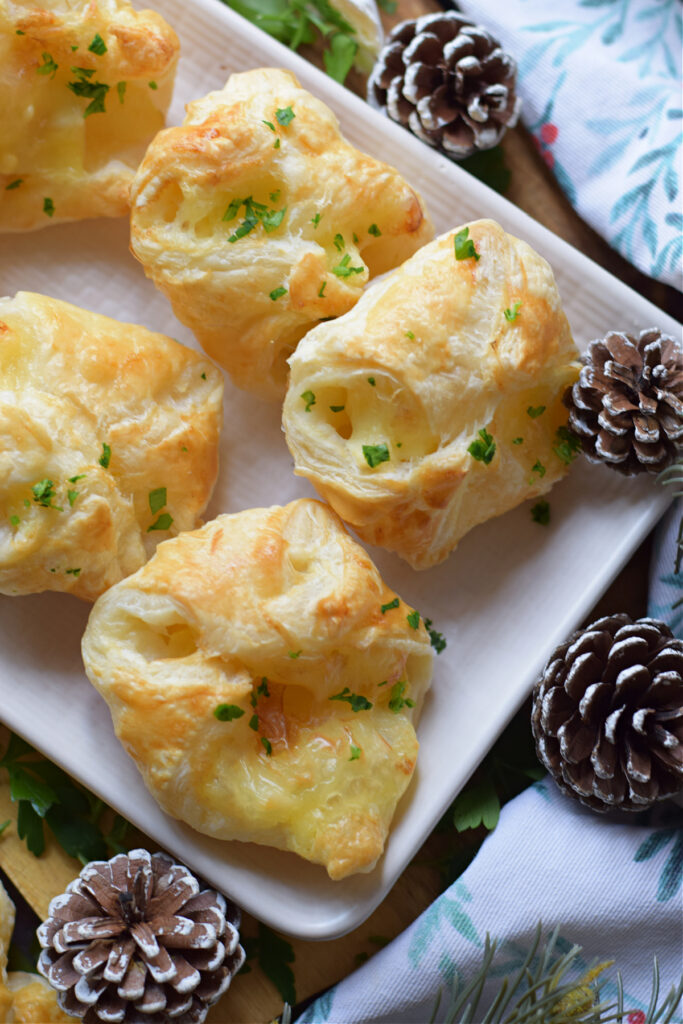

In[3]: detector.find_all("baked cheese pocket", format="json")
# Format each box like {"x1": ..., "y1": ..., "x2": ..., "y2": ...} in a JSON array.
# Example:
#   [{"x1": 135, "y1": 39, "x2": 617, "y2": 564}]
[
  {"x1": 0, "y1": 292, "x2": 223, "y2": 601},
  {"x1": 129, "y1": 67, "x2": 434, "y2": 400},
  {"x1": 0, "y1": 0, "x2": 179, "y2": 232},
  {"x1": 283, "y1": 219, "x2": 581, "y2": 569},
  {"x1": 81, "y1": 499, "x2": 434, "y2": 880}
]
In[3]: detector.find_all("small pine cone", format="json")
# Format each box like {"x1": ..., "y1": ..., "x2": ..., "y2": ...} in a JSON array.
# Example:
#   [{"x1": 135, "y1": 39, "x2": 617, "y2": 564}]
[
  {"x1": 564, "y1": 327, "x2": 683, "y2": 475},
  {"x1": 367, "y1": 12, "x2": 521, "y2": 159},
  {"x1": 532, "y1": 615, "x2": 683, "y2": 813},
  {"x1": 36, "y1": 850, "x2": 245, "y2": 1024}
]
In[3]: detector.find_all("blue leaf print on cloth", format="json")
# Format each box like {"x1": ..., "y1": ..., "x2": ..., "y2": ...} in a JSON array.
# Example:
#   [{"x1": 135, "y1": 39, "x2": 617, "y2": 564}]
[{"x1": 634, "y1": 828, "x2": 683, "y2": 902}]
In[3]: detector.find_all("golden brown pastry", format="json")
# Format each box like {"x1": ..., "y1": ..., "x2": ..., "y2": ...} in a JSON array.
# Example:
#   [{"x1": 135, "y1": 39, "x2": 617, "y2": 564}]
[
  {"x1": 129, "y1": 67, "x2": 433, "y2": 400},
  {"x1": 0, "y1": 291, "x2": 223, "y2": 601},
  {"x1": 81, "y1": 499, "x2": 434, "y2": 880},
  {"x1": 0, "y1": 0, "x2": 179, "y2": 232},
  {"x1": 0, "y1": 880, "x2": 76, "y2": 1022},
  {"x1": 283, "y1": 219, "x2": 580, "y2": 569}
]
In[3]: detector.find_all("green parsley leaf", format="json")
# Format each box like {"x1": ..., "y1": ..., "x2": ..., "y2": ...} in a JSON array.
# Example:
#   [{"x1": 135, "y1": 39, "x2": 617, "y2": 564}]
[
  {"x1": 330, "y1": 404, "x2": 344, "y2": 412},
  {"x1": 249, "y1": 714, "x2": 259, "y2": 731},
  {"x1": 23, "y1": 499, "x2": 30, "y2": 508},
  {"x1": 405, "y1": 330, "x2": 415, "y2": 340},
  {"x1": 406, "y1": 610, "x2": 420, "y2": 630},
  {"x1": 467, "y1": 428, "x2": 496, "y2": 465},
  {"x1": 222, "y1": 197, "x2": 242, "y2": 221},
  {"x1": 452, "y1": 777, "x2": 500, "y2": 832},
  {"x1": 323, "y1": 31, "x2": 357, "y2": 84},
  {"x1": 332, "y1": 253, "x2": 364, "y2": 277},
  {"x1": 269, "y1": 190, "x2": 281, "y2": 202},
  {"x1": 349, "y1": 745, "x2": 361, "y2": 761},
  {"x1": 553, "y1": 425, "x2": 582, "y2": 465},
  {"x1": 9, "y1": 515, "x2": 20, "y2": 527},
  {"x1": 99, "y1": 442, "x2": 111, "y2": 468},
  {"x1": 7, "y1": 763, "x2": 58, "y2": 817},
  {"x1": 459, "y1": 144, "x2": 511, "y2": 195},
  {"x1": 273, "y1": 138, "x2": 280, "y2": 149},
  {"x1": 116, "y1": 81, "x2": 126, "y2": 103},
  {"x1": 318, "y1": 281, "x2": 326, "y2": 297},
  {"x1": 363, "y1": 443, "x2": 390, "y2": 468},
  {"x1": 201, "y1": 372, "x2": 206, "y2": 380},
  {"x1": 381, "y1": 598, "x2": 399, "y2": 614},
  {"x1": 504, "y1": 302, "x2": 522, "y2": 322},
  {"x1": 5, "y1": 179, "x2": 23, "y2": 190},
  {"x1": 368, "y1": 223, "x2": 381, "y2": 237},
  {"x1": 367, "y1": 376, "x2": 375, "y2": 386},
  {"x1": 147, "y1": 512, "x2": 173, "y2": 532},
  {"x1": 0, "y1": 819, "x2": 10, "y2": 836},
  {"x1": 311, "y1": 212, "x2": 322, "y2": 228},
  {"x1": 329, "y1": 687, "x2": 373, "y2": 712},
  {"x1": 43, "y1": 197, "x2": 54, "y2": 217},
  {"x1": 71, "y1": 66, "x2": 95, "y2": 78},
  {"x1": 148, "y1": 80, "x2": 158, "y2": 90},
  {"x1": 531, "y1": 500, "x2": 550, "y2": 525},
  {"x1": 257, "y1": 678, "x2": 270, "y2": 698},
  {"x1": 530, "y1": 460, "x2": 546, "y2": 479},
  {"x1": 301, "y1": 390, "x2": 316, "y2": 412},
  {"x1": 214, "y1": 704, "x2": 245, "y2": 722},
  {"x1": 65, "y1": 568, "x2": 81, "y2": 576},
  {"x1": 377, "y1": 0, "x2": 397, "y2": 11},
  {"x1": 67, "y1": 490, "x2": 79, "y2": 507},
  {"x1": 395, "y1": 442, "x2": 403, "y2": 448},
  {"x1": 352, "y1": 232, "x2": 359, "y2": 244},
  {"x1": 262, "y1": 119, "x2": 276, "y2": 131},
  {"x1": 333, "y1": 233, "x2": 344, "y2": 252},
  {"x1": 378, "y1": 679, "x2": 388, "y2": 687},
  {"x1": 527, "y1": 405, "x2": 546, "y2": 419},
  {"x1": 288, "y1": 650, "x2": 302, "y2": 659},
  {"x1": 512, "y1": 437, "x2": 523, "y2": 445},
  {"x1": 261, "y1": 206, "x2": 287, "y2": 232},
  {"x1": 17, "y1": 801, "x2": 45, "y2": 857},
  {"x1": 148, "y1": 487, "x2": 167, "y2": 515},
  {"x1": 423, "y1": 617, "x2": 447, "y2": 654},
  {"x1": 269, "y1": 286, "x2": 287, "y2": 301},
  {"x1": 37, "y1": 52, "x2": 58, "y2": 77},
  {"x1": 454, "y1": 226, "x2": 480, "y2": 262},
  {"x1": 32, "y1": 479, "x2": 62, "y2": 510},
  {"x1": 276, "y1": 105, "x2": 295, "y2": 126},
  {"x1": 88, "y1": 33, "x2": 107, "y2": 55},
  {"x1": 67, "y1": 78, "x2": 109, "y2": 117},
  {"x1": 261, "y1": 736, "x2": 273, "y2": 756},
  {"x1": 388, "y1": 680, "x2": 415, "y2": 714},
  {"x1": 15, "y1": 29, "x2": 25, "y2": 34},
  {"x1": 70, "y1": 44, "x2": 78, "y2": 51}
]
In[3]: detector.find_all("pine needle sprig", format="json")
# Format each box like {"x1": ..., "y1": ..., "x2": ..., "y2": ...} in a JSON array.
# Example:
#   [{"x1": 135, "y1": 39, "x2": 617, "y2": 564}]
[{"x1": 657, "y1": 459, "x2": 683, "y2": 580}]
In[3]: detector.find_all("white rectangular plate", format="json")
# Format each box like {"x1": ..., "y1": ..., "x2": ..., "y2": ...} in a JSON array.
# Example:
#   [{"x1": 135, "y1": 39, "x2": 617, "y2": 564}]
[{"x1": 0, "y1": 0, "x2": 679, "y2": 941}]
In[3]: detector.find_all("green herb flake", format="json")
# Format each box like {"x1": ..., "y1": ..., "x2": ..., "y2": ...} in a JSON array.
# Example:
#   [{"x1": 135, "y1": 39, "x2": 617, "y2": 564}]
[
  {"x1": 352, "y1": 232, "x2": 359, "y2": 244},
  {"x1": 330, "y1": 404, "x2": 344, "y2": 412},
  {"x1": 71, "y1": 66, "x2": 95, "y2": 78},
  {"x1": 23, "y1": 499, "x2": 30, "y2": 508},
  {"x1": 148, "y1": 487, "x2": 167, "y2": 515},
  {"x1": 378, "y1": 679, "x2": 388, "y2": 687},
  {"x1": 276, "y1": 106, "x2": 295, "y2": 126},
  {"x1": 468, "y1": 428, "x2": 496, "y2": 465},
  {"x1": 5, "y1": 179, "x2": 23, "y2": 190},
  {"x1": 257, "y1": 678, "x2": 270, "y2": 698},
  {"x1": 288, "y1": 650, "x2": 302, "y2": 659},
  {"x1": 65, "y1": 568, "x2": 81, "y2": 576},
  {"x1": 43, "y1": 197, "x2": 54, "y2": 217},
  {"x1": 37, "y1": 52, "x2": 58, "y2": 77},
  {"x1": 262, "y1": 119, "x2": 276, "y2": 131},
  {"x1": 301, "y1": 390, "x2": 316, "y2": 412},
  {"x1": 70, "y1": 44, "x2": 78, "y2": 51},
  {"x1": 147, "y1": 512, "x2": 173, "y2": 532},
  {"x1": 318, "y1": 281, "x2": 326, "y2": 298},
  {"x1": 367, "y1": 223, "x2": 381, "y2": 237},
  {"x1": 504, "y1": 302, "x2": 522, "y2": 322},
  {"x1": 248, "y1": 714, "x2": 259, "y2": 731},
  {"x1": 15, "y1": 29, "x2": 25, "y2": 35},
  {"x1": 424, "y1": 617, "x2": 447, "y2": 654},
  {"x1": 88, "y1": 33, "x2": 107, "y2": 55},
  {"x1": 406, "y1": 610, "x2": 420, "y2": 630},
  {"x1": 333, "y1": 253, "x2": 364, "y2": 278},
  {"x1": 10, "y1": 515, "x2": 20, "y2": 527},
  {"x1": 388, "y1": 680, "x2": 415, "y2": 714},
  {"x1": 527, "y1": 405, "x2": 546, "y2": 419},
  {"x1": 116, "y1": 81, "x2": 126, "y2": 103},
  {"x1": 273, "y1": 138, "x2": 280, "y2": 149},
  {"x1": 553, "y1": 425, "x2": 582, "y2": 465},
  {"x1": 222, "y1": 198, "x2": 242, "y2": 222},
  {"x1": 381, "y1": 597, "x2": 399, "y2": 614},
  {"x1": 99, "y1": 442, "x2": 111, "y2": 468},
  {"x1": 362, "y1": 443, "x2": 390, "y2": 468},
  {"x1": 311, "y1": 212, "x2": 322, "y2": 228},
  {"x1": 261, "y1": 736, "x2": 273, "y2": 756},
  {"x1": 67, "y1": 490, "x2": 79, "y2": 507},
  {"x1": 333, "y1": 233, "x2": 344, "y2": 252},
  {"x1": 269, "y1": 190, "x2": 281, "y2": 202},
  {"x1": 368, "y1": 377, "x2": 376, "y2": 386},
  {"x1": 32, "y1": 479, "x2": 62, "y2": 510},
  {"x1": 530, "y1": 460, "x2": 546, "y2": 479},
  {"x1": 531, "y1": 500, "x2": 550, "y2": 526},
  {"x1": 213, "y1": 704, "x2": 245, "y2": 722},
  {"x1": 262, "y1": 206, "x2": 287, "y2": 232},
  {"x1": 67, "y1": 77, "x2": 109, "y2": 117},
  {"x1": 270, "y1": 286, "x2": 287, "y2": 301},
  {"x1": 349, "y1": 745, "x2": 361, "y2": 761},
  {"x1": 405, "y1": 330, "x2": 415, "y2": 340},
  {"x1": 148, "y1": 80, "x2": 158, "y2": 90},
  {"x1": 201, "y1": 372, "x2": 207, "y2": 380},
  {"x1": 512, "y1": 437, "x2": 524, "y2": 445},
  {"x1": 454, "y1": 226, "x2": 480, "y2": 262},
  {"x1": 329, "y1": 687, "x2": 372, "y2": 712}
]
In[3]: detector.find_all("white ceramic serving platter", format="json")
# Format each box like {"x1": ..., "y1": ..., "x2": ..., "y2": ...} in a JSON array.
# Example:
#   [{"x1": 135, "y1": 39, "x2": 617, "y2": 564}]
[{"x1": 0, "y1": 0, "x2": 680, "y2": 942}]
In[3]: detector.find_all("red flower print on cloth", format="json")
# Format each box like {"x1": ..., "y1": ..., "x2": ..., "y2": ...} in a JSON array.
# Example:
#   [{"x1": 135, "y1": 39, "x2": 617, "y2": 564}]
[
  {"x1": 627, "y1": 1012, "x2": 646, "y2": 1024},
  {"x1": 535, "y1": 123, "x2": 558, "y2": 168},
  {"x1": 540, "y1": 122, "x2": 559, "y2": 144}
]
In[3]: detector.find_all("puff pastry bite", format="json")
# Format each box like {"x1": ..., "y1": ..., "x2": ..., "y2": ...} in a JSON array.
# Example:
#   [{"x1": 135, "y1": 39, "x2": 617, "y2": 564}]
[
  {"x1": 283, "y1": 219, "x2": 580, "y2": 569},
  {"x1": 0, "y1": 291, "x2": 223, "y2": 601},
  {"x1": 0, "y1": 0, "x2": 179, "y2": 232},
  {"x1": 81, "y1": 499, "x2": 434, "y2": 880},
  {"x1": 129, "y1": 67, "x2": 433, "y2": 399}
]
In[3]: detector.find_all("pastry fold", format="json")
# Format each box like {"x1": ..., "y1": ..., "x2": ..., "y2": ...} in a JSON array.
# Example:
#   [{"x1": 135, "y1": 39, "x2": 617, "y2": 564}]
[
  {"x1": 0, "y1": 0, "x2": 179, "y2": 231},
  {"x1": 283, "y1": 219, "x2": 580, "y2": 569},
  {"x1": 81, "y1": 499, "x2": 434, "y2": 880},
  {"x1": 0, "y1": 292, "x2": 223, "y2": 601},
  {"x1": 130, "y1": 67, "x2": 433, "y2": 399}
]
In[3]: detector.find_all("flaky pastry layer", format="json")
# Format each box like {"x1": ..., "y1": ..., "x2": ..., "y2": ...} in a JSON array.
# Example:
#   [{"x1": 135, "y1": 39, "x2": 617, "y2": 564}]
[
  {"x1": 0, "y1": 0, "x2": 179, "y2": 231},
  {"x1": 284, "y1": 219, "x2": 580, "y2": 569},
  {"x1": 0, "y1": 291, "x2": 223, "y2": 601},
  {"x1": 130, "y1": 68, "x2": 433, "y2": 399},
  {"x1": 82, "y1": 500, "x2": 434, "y2": 879}
]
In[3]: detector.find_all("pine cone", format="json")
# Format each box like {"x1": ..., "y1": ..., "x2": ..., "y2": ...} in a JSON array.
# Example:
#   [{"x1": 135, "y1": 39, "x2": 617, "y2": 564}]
[
  {"x1": 564, "y1": 328, "x2": 683, "y2": 475},
  {"x1": 532, "y1": 615, "x2": 683, "y2": 812},
  {"x1": 367, "y1": 12, "x2": 521, "y2": 159},
  {"x1": 37, "y1": 850, "x2": 245, "y2": 1024}
]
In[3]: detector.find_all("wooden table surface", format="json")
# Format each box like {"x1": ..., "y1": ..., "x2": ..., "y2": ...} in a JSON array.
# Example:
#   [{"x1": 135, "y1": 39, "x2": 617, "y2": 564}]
[{"x1": 0, "y1": 2, "x2": 679, "y2": 1022}]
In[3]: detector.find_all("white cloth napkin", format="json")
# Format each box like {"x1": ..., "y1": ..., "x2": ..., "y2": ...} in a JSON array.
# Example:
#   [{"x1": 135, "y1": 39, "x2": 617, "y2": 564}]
[{"x1": 455, "y1": 0, "x2": 682, "y2": 290}]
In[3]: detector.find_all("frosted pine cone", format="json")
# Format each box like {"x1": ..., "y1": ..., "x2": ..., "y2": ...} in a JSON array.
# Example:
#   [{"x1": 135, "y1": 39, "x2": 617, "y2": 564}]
[
  {"x1": 37, "y1": 850, "x2": 244, "y2": 1023},
  {"x1": 564, "y1": 328, "x2": 683, "y2": 474},
  {"x1": 532, "y1": 615, "x2": 683, "y2": 812},
  {"x1": 367, "y1": 12, "x2": 521, "y2": 158}
]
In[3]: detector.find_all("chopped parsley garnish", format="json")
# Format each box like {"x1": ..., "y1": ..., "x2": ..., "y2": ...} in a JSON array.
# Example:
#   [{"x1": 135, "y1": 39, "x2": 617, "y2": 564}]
[
  {"x1": 362, "y1": 443, "x2": 390, "y2": 468},
  {"x1": 67, "y1": 490, "x2": 79, "y2": 507},
  {"x1": 16, "y1": 29, "x2": 25, "y2": 34},
  {"x1": 352, "y1": 232, "x2": 359, "y2": 244},
  {"x1": 270, "y1": 190, "x2": 281, "y2": 202},
  {"x1": 329, "y1": 688, "x2": 372, "y2": 712},
  {"x1": 368, "y1": 377, "x2": 376, "y2": 386},
  {"x1": 223, "y1": 197, "x2": 287, "y2": 242},
  {"x1": 454, "y1": 227, "x2": 480, "y2": 262},
  {"x1": 381, "y1": 598, "x2": 399, "y2": 614},
  {"x1": 332, "y1": 254, "x2": 364, "y2": 278},
  {"x1": 333, "y1": 233, "x2": 344, "y2": 252},
  {"x1": 70, "y1": 44, "x2": 78, "y2": 51},
  {"x1": 395, "y1": 442, "x2": 403, "y2": 448},
  {"x1": 405, "y1": 330, "x2": 415, "y2": 340},
  {"x1": 262, "y1": 119, "x2": 276, "y2": 131},
  {"x1": 147, "y1": 513, "x2": 173, "y2": 532},
  {"x1": 261, "y1": 207, "x2": 286, "y2": 231},
  {"x1": 214, "y1": 704, "x2": 245, "y2": 722},
  {"x1": 43, "y1": 197, "x2": 54, "y2": 217},
  {"x1": 330, "y1": 404, "x2": 344, "y2": 412},
  {"x1": 201, "y1": 372, "x2": 207, "y2": 380},
  {"x1": 504, "y1": 302, "x2": 522, "y2": 322},
  {"x1": 406, "y1": 610, "x2": 420, "y2": 630},
  {"x1": 531, "y1": 500, "x2": 550, "y2": 525},
  {"x1": 65, "y1": 568, "x2": 81, "y2": 576},
  {"x1": 424, "y1": 617, "x2": 447, "y2": 654},
  {"x1": 270, "y1": 286, "x2": 287, "y2": 301},
  {"x1": 530, "y1": 460, "x2": 546, "y2": 479},
  {"x1": 6, "y1": 179, "x2": 23, "y2": 190},
  {"x1": 301, "y1": 390, "x2": 316, "y2": 412},
  {"x1": 23, "y1": 499, "x2": 30, "y2": 508},
  {"x1": 71, "y1": 66, "x2": 94, "y2": 78},
  {"x1": 288, "y1": 650, "x2": 302, "y2": 659},
  {"x1": 148, "y1": 81, "x2": 158, "y2": 90},
  {"x1": 148, "y1": 487, "x2": 167, "y2": 515},
  {"x1": 32, "y1": 479, "x2": 62, "y2": 510},
  {"x1": 249, "y1": 714, "x2": 259, "y2": 731},
  {"x1": 9, "y1": 515, "x2": 20, "y2": 527},
  {"x1": 37, "y1": 53, "x2": 58, "y2": 77},
  {"x1": 273, "y1": 138, "x2": 280, "y2": 149},
  {"x1": 88, "y1": 33, "x2": 107, "y2": 55},
  {"x1": 99, "y1": 442, "x2": 111, "y2": 468},
  {"x1": 388, "y1": 680, "x2": 415, "y2": 714},
  {"x1": 222, "y1": 197, "x2": 241, "y2": 221},
  {"x1": 261, "y1": 736, "x2": 273, "y2": 756},
  {"x1": 512, "y1": 437, "x2": 523, "y2": 445},
  {"x1": 368, "y1": 223, "x2": 381, "y2": 237},
  {"x1": 67, "y1": 76, "x2": 109, "y2": 117},
  {"x1": 553, "y1": 425, "x2": 582, "y2": 465},
  {"x1": 378, "y1": 679, "x2": 388, "y2": 687},
  {"x1": 257, "y1": 678, "x2": 270, "y2": 698},
  {"x1": 311, "y1": 212, "x2": 322, "y2": 228},
  {"x1": 276, "y1": 106, "x2": 295, "y2": 126},
  {"x1": 527, "y1": 405, "x2": 546, "y2": 419},
  {"x1": 349, "y1": 745, "x2": 361, "y2": 761},
  {"x1": 468, "y1": 428, "x2": 496, "y2": 465},
  {"x1": 318, "y1": 281, "x2": 326, "y2": 297},
  {"x1": 116, "y1": 81, "x2": 126, "y2": 103}
]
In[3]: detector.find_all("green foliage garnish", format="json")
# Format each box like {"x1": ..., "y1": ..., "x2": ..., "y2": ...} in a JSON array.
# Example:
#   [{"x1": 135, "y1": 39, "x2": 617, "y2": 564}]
[
  {"x1": 37, "y1": 52, "x2": 58, "y2": 77},
  {"x1": 270, "y1": 190, "x2": 281, "y2": 202},
  {"x1": 67, "y1": 76, "x2": 109, "y2": 116},
  {"x1": 388, "y1": 680, "x2": 415, "y2": 714},
  {"x1": 43, "y1": 197, "x2": 54, "y2": 217},
  {"x1": 148, "y1": 487, "x2": 167, "y2": 515},
  {"x1": 88, "y1": 33, "x2": 107, "y2": 54},
  {"x1": 318, "y1": 281, "x2": 326, "y2": 297},
  {"x1": 323, "y1": 30, "x2": 357, "y2": 83},
  {"x1": 147, "y1": 512, "x2": 173, "y2": 532},
  {"x1": 349, "y1": 745, "x2": 361, "y2": 761},
  {"x1": 504, "y1": 301, "x2": 522, "y2": 322},
  {"x1": 270, "y1": 286, "x2": 287, "y2": 301},
  {"x1": 214, "y1": 704, "x2": 245, "y2": 722},
  {"x1": 148, "y1": 81, "x2": 158, "y2": 90},
  {"x1": 527, "y1": 405, "x2": 546, "y2": 418},
  {"x1": 381, "y1": 598, "x2": 399, "y2": 613},
  {"x1": 288, "y1": 650, "x2": 302, "y2": 658},
  {"x1": 368, "y1": 377, "x2": 376, "y2": 386},
  {"x1": 261, "y1": 736, "x2": 273, "y2": 756},
  {"x1": 301, "y1": 390, "x2": 316, "y2": 412},
  {"x1": 223, "y1": 198, "x2": 242, "y2": 221},
  {"x1": 69, "y1": 474, "x2": 86, "y2": 483},
  {"x1": 32, "y1": 479, "x2": 62, "y2": 510},
  {"x1": 333, "y1": 233, "x2": 344, "y2": 252},
  {"x1": 406, "y1": 610, "x2": 420, "y2": 629},
  {"x1": 362, "y1": 443, "x2": 390, "y2": 468},
  {"x1": 454, "y1": 226, "x2": 480, "y2": 261},
  {"x1": 241, "y1": 923, "x2": 296, "y2": 1005},
  {"x1": 276, "y1": 105, "x2": 295, "y2": 126},
  {"x1": 262, "y1": 119, "x2": 276, "y2": 131},
  {"x1": 224, "y1": 197, "x2": 287, "y2": 241},
  {"x1": 116, "y1": 81, "x2": 126, "y2": 103},
  {"x1": 512, "y1": 437, "x2": 523, "y2": 445},
  {"x1": 249, "y1": 714, "x2": 259, "y2": 731},
  {"x1": 330, "y1": 687, "x2": 372, "y2": 711},
  {"x1": 99, "y1": 442, "x2": 111, "y2": 468},
  {"x1": 405, "y1": 330, "x2": 415, "y2": 340},
  {"x1": 553, "y1": 425, "x2": 582, "y2": 465},
  {"x1": 423, "y1": 617, "x2": 446, "y2": 654},
  {"x1": 5, "y1": 179, "x2": 23, "y2": 190},
  {"x1": 368, "y1": 223, "x2": 381, "y2": 237},
  {"x1": 257, "y1": 678, "x2": 270, "y2": 699},
  {"x1": 531, "y1": 499, "x2": 550, "y2": 525},
  {"x1": 452, "y1": 776, "x2": 500, "y2": 832},
  {"x1": 311, "y1": 212, "x2": 322, "y2": 228},
  {"x1": 468, "y1": 428, "x2": 496, "y2": 465},
  {"x1": 530, "y1": 459, "x2": 546, "y2": 479},
  {"x1": 333, "y1": 253, "x2": 364, "y2": 277},
  {"x1": 458, "y1": 144, "x2": 511, "y2": 194},
  {"x1": 330, "y1": 404, "x2": 344, "y2": 412},
  {"x1": 65, "y1": 568, "x2": 81, "y2": 576},
  {"x1": 273, "y1": 138, "x2": 280, "y2": 149},
  {"x1": 9, "y1": 515, "x2": 20, "y2": 527}
]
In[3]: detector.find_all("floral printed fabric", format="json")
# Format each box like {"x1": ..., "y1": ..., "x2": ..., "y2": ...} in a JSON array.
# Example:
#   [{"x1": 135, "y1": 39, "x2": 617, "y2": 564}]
[{"x1": 455, "y1": 0, "x2": 682, "y2": 289}]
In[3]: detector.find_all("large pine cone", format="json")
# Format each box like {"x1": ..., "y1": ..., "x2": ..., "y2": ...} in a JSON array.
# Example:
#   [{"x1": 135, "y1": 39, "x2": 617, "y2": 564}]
[
  {"x1": 564, "y1": 328, "x2": 683, "y2": 474},
  {"x1": 367, "y1": 12, "x2": 521, "y2": 158},
  {"x1": 532, "y1": 615, "x2": 683, "y2": 812},
  {"x1": 37, "y1": 850, "x2": 245, "y2": 1023}
]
